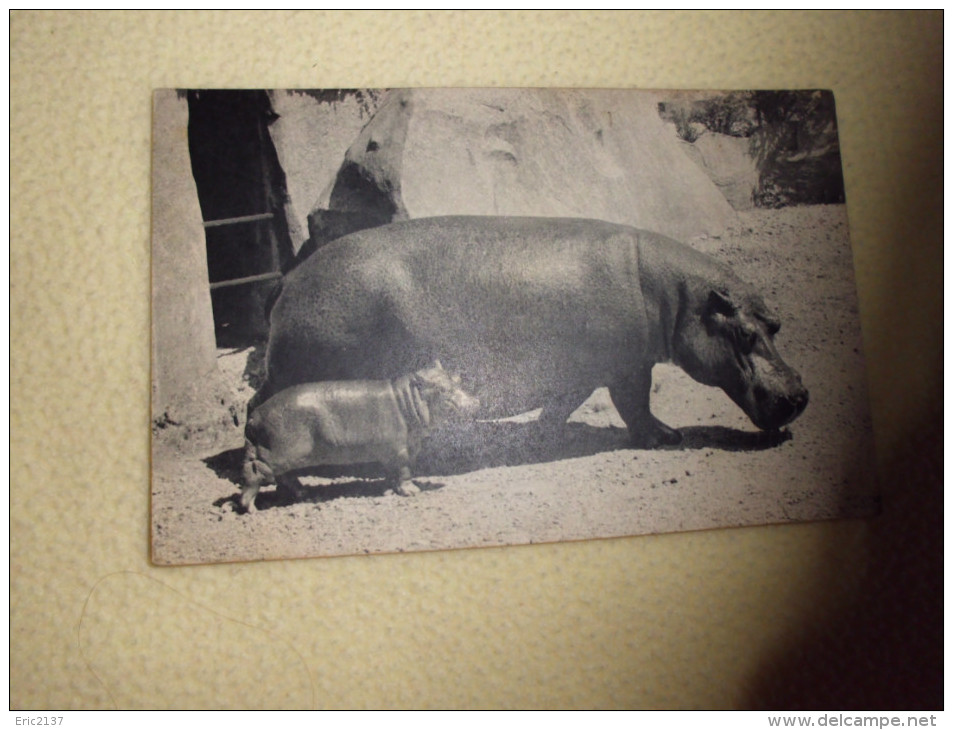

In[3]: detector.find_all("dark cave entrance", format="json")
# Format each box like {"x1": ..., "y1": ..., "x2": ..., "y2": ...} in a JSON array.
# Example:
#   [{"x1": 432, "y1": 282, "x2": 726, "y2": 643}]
[{"x1": 186, "y1": 90, "x2": 295, "y2": 347}]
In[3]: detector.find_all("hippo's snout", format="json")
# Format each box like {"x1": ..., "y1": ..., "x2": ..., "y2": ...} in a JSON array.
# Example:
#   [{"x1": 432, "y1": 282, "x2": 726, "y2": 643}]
[
  {"x1": 449, "y1": 391, "x2": 481, "y2": 419},
  {"x1": 750, "y1": 380, "x2": 809, "y2": 431}
]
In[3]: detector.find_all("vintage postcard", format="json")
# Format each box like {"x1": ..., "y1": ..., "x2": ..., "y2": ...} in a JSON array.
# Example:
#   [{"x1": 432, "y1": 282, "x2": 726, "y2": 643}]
[{"x1": 151, "y1": 88, "x2": 876, "y2": 565}]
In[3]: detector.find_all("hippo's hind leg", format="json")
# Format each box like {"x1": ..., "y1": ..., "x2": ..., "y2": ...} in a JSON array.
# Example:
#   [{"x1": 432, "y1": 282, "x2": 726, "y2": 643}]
[
  {"x1": 536, "y1": 390, "x2": 591, "y2": 446},
  {"x1": 244, "y1": 382, "x2": 273, "y2": 426},
  {"x1": 610, "y1": 365, "x2": 682, "y2": 448},
  {"x1": 538, "y1": 391, "x2": 591, "y2": 429}
]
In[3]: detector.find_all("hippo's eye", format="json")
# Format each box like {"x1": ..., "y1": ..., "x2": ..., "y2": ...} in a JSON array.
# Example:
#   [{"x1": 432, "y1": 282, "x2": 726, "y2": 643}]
[
  {"x1": 757, "y1": 314, "x2": 781, "y2": 336},
  {"x1": 738, "y1": 326, "x2": 759, "y2": 354}
]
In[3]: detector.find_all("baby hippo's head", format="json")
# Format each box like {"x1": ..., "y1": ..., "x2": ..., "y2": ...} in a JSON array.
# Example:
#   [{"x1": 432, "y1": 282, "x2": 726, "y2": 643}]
[{"x1": 413, "y1": 361, "x2": 481, "y2": 421}]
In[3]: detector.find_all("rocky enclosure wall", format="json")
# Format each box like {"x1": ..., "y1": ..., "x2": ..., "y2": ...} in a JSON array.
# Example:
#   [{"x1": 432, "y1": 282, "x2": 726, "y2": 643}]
[
  {"x1": 295, "y1": 88, "x2": 741, "y2": 259},
  {"x1": 658, "y1": 90, "x2": 845, "y2": 209}
]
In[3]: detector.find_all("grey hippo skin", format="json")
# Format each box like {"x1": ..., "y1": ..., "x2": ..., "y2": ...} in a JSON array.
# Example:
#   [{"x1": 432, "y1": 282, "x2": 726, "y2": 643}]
[
  {"x1": 254, "y1": 216, "x2": 808, "y2": 450},
  {"x1": 241, "y1": 363, "x2": 480, "y2": 512}
]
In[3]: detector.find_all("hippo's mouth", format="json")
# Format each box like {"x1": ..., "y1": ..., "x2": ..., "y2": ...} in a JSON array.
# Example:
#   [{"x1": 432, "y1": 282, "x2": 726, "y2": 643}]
[{"x1": 745, "y1": 384, "x2": 810, "y2": 431}]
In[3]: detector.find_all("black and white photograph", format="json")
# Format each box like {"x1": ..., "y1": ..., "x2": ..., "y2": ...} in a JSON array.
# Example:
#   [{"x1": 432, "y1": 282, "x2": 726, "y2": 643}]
[{"x1": 151, "y1": 87, "x2": 876, "y2": 566}]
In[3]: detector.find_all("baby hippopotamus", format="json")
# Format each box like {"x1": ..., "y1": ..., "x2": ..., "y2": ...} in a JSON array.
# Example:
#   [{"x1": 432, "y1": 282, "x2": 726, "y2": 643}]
[{"x1": 240, "y1": 362, "x2": 480, "y2": 512}]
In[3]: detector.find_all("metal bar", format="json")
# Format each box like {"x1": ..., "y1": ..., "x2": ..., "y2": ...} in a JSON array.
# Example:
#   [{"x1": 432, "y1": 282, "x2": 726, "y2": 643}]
[
  {"x1": 209, "y1": 271, "x2": 282, "y2": 290},
  {"x1": 203, "y1": 212, "x2": 274, "y2": 229}
]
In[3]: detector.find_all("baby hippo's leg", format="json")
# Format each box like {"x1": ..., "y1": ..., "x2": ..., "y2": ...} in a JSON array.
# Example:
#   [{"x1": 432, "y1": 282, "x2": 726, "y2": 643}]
[
  {"x1": 389, "y1": 447, "x2": 420, "y2": 496},
  {"x1": 275, "y1": 474, "x2": 304, "y2": 505},
  {"x1": 240, "y1": 443, "x2": 269, "y2": 513},
  {"x1": 394, "y1": 468, "x2": 420, "y2": 496},
  {"x1": 239, "y1": 484, "x2": 261, "y2": 513}
]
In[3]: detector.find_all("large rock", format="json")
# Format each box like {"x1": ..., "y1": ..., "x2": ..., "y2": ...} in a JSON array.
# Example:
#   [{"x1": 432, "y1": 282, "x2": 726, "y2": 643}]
[
  {"x1": 677, "y1": 131, "x2": 760, "y2": 210},
  {"x1": 269, "y1": 90, "x2": 383, "y2": 251},
  {"x1": 305, "y1": 88, "x2": 737, "y2": 250}
]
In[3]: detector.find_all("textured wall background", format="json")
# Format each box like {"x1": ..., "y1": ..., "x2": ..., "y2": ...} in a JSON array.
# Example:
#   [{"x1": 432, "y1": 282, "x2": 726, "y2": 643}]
[{"x1": 10, "y1": 11, "x2": 942, "y2": 709}]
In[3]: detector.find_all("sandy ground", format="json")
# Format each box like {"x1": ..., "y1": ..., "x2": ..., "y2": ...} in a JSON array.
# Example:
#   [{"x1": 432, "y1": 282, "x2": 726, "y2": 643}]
[{"x1": 151, "y1": 205, "x2": 877, "y2": 565}]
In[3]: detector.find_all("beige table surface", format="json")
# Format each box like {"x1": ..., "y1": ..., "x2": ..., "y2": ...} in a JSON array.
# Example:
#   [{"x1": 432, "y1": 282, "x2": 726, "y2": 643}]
[{"x1": 10, "y1": 11, "x2": 942, "y2": 710}]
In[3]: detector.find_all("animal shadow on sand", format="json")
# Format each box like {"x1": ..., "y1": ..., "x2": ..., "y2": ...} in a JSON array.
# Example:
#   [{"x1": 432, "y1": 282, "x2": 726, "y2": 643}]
[
  {"x1": 204, "y1": 449, "x2": 438, "y2": 511},
  {"x1": 204, "y1": 421, "x2": 789, "y2": 508},
  {"x1": 418, "y1": 420, "x2": 790, "y2": 474},
  {"x1": 676, "y1": 424, "x2": 792, "y2": 451}
]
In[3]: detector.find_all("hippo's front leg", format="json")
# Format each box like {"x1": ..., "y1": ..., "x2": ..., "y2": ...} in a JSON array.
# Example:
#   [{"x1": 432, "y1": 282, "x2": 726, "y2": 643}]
[{"x1": 610, "y1": 364, "x2": 682, "y2": 448}]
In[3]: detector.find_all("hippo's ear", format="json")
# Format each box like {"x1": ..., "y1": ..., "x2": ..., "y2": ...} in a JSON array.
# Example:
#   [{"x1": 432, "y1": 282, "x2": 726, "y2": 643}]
[
  {"x1": 433, "y1": 359, "x2": 444, "y2": 370},
  {"x1": 707, "y1": 289, "x2": 737, "y2": 318},
  {"x1": 703, "y1": 290, "x2": 738, "y2": 334}
]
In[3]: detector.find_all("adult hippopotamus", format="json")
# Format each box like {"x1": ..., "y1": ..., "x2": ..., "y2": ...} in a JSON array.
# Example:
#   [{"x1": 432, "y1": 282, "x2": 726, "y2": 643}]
[
  {"x1": 241, "y1": 362, "x2": 480, "y2": 512},
  {"x1": 255, "y1": 216, "x2": 808, "y2": 448}
]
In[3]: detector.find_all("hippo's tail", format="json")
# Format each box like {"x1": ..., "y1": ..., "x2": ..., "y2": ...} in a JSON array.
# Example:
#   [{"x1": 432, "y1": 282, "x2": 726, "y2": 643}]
[{"x1": 242, "y1": 437, "x2": 276, "y2": 488}]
